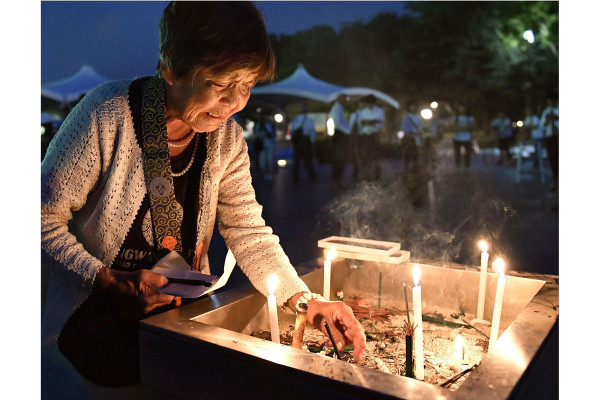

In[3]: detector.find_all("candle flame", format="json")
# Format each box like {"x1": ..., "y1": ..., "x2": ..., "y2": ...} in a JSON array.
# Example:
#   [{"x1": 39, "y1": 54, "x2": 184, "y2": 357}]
[
  {"x1": 326, "y1": 247, "x2": 337, "y2": 261},
  {"x1": 495, "y1": 258, "x2": 505, "y2": 276},
  {"x1": 268, "y1": 274, "x2": 278, "y2": 295},
  {"x1": 413, "y1": 265, "x2": 420, "y2": 286},
  {"x1": 479, "y1": 240, "x2": 488, "y2": 253}
]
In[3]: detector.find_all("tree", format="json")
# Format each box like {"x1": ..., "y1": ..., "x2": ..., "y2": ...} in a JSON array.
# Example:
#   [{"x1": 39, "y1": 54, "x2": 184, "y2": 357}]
[{"x1": 266, "y1": 1, "x2": 558, "y2": 124}]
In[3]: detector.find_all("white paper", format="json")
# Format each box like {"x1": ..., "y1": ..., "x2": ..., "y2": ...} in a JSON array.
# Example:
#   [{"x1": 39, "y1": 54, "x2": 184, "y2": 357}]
[
  {"x1": 209, "y1": 248, "x2": 236, "y2": 293},
  {"x1": 151, "y1": 250, "x2": 236, "y2": 298}
]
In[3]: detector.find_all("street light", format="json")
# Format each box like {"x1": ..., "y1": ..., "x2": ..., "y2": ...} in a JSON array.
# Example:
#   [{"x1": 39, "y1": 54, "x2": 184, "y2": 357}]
[
  {"x1": 430, "y1": 101, "x2": 438, "y2": 109},
  {"x1": 420, "y1": 109, "x2": 433, "y2": 120},
  {"x1": 523, "y1": 30, "x2": 535, "y2": 44}
]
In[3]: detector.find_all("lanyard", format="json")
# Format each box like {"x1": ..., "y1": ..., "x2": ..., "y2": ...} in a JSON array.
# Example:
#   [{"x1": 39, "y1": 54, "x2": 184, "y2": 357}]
[{"x1": 140, "y1": 76, "x2": 183, "y2": 256}]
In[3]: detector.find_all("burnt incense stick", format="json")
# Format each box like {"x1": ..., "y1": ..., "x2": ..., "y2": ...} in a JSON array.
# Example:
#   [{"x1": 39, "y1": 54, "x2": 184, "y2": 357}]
[
  {"x1": 440, "y1": 364, "x2": 477, "y2": 388},
  {"x1": 403, "y1": 283, "x2": 411, "y2": 324},
  {"x1": 405, "y1": 333, "x2": 414, "y2": 378},
  {"x1": 167, "y1": 277, "x2": 211, "y2": 287},
  {"x1": 460, "y1": 318, "x2": 490, "y2": 339},
  {"x1": 324, "y1": 321, "x2": 341, "y2": 360},
  {"x1": 378, "y1": 272, "x2": 382, "y2": 309}
]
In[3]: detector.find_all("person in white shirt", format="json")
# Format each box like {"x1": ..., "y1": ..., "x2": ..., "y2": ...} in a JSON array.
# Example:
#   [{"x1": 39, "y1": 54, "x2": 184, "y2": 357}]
[
  {"x1": 254, "y1": 111, "x2": 277, "y2": 180},
  {"x1": 329, "y1": 95, "x2": 351, "y2": 189},
  {"x1": 289, "y1": 103, "x2": 317, "y2": 182},
  {"x1": 348, "y1": 100, "x2": 364, "y2": 183},
  {"x1": 452, "y1": 103, "x2": 474, "y2": 168},
  {"x1": 401, "y1": 101, "x2": 422, "y2": 171},
  {"x1": 490, "y1": 111, "x2": 514, "y2": 165},
  {"x1": 540, "y1": 93, "x2": 559, "y2": 191},
  {"x1": 523, "y1": 109, "x2": 545, "y2": 172},
  {"x1": 355, "y1": 95, "x2": 385, "y2": 181}
]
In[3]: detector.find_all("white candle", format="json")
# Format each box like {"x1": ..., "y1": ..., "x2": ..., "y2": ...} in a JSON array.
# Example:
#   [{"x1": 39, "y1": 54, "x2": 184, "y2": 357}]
[
  {"x1": 267, "y1": 274, "x2": 280, "y2": 344},
  {"x1": 477, "y1": 241, "x2": 489, "y2": 320},
  {"x1": 412, "y1": 265, "x2": 424, "y2": 380},
  {"x1": 323, "y1": 247, "x2": 337, "y2": 301},
  {"x1": 453, "y1": 334, "x2": 464, "y2": 372},
  {"x1": 489, "y1": 259, "x2": 506, "y2": 350}
]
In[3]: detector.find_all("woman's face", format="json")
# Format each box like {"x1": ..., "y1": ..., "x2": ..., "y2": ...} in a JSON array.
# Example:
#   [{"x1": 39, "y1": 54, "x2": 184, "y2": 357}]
[{"x1": 164, "y1": 67, "x2": 257, "y2": 133}]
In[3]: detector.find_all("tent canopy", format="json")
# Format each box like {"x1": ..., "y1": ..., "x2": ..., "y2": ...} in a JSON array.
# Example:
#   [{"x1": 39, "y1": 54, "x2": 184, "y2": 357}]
[
  {"x1": 251, "y1": 64, "x2": 344, "y2": 106},
  {"x1": 251, "y1": 64, "x2": 399, "y2": 109},
  {"x1": 42, "y1": 65, "x2": 110, "y2": 104},
  {"x1": 41, "y1": 112, "x2": 62, "y2": 124},
  {"x1": 330, "y1": 87, "x2": 399, "y2": 109}
]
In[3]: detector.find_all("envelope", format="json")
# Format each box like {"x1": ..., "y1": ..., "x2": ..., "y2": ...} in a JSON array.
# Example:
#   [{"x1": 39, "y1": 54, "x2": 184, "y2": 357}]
[{"x1": 151, "y1": 249, "x2": 236, "y2": 298}]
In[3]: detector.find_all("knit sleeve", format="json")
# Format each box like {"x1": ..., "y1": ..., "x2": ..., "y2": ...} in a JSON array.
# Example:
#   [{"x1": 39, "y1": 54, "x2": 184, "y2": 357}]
[
  {"x1": 216, "y1": 122, "x2": 309, "y2": 307},
  {"x1": 41, "y1": 93, "x2": 107, "y2": 292}
]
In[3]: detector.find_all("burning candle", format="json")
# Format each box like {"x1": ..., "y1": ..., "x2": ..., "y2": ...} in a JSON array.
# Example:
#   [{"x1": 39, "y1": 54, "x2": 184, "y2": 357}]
[
  {"x1": 489, "y1": 258, "x2": 506, "y2": 350},
  {"x1": 323, "y1": 247, "x2": 337, "y2": 301},
  {"x1": 453, "y1": 334, "x2": 464, "y2": 372},
  {"x1": 477, "y1": 241, "x2": 489, "y2": 320},
  {"x1": 267, "y1": 274, "x2": 280, "y2": 344},
  {"x1": 412, "y1": 265, "x2": 424, "y2": 380}
]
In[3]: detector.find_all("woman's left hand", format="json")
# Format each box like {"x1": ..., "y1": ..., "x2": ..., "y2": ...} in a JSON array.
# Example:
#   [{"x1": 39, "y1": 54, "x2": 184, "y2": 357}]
[{"x1": 306, "y1": 300, "x2": 367, "y2": 361}]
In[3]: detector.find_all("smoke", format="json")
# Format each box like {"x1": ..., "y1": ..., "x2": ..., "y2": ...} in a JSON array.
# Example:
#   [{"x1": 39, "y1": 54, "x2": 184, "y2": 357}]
[{"x1": 324, "y1": 154, "x2": 515, "y2": 267}]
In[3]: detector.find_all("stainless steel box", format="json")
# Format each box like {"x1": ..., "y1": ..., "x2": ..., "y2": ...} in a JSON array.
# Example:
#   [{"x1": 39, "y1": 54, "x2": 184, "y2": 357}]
[{"x1": 140, "y1": 258, "x2": 558, "y2": 399}]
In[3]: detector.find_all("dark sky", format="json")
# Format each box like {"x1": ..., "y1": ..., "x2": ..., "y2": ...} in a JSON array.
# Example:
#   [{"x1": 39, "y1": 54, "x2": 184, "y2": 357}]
[{"x1": 41, "y1": 1, "x2": 409, "y2": 84}]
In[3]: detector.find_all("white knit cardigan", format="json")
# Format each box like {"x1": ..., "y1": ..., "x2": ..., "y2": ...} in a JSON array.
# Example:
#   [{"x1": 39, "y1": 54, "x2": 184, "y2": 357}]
[{"x1": 41, "y1": 79, "x2": 309, "y2": 346}]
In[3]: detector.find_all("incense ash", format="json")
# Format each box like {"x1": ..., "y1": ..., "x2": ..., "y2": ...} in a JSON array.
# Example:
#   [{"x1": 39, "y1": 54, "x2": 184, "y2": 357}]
[{"x1": 258, "y1": 300, "x2": 494, "y2": 390}]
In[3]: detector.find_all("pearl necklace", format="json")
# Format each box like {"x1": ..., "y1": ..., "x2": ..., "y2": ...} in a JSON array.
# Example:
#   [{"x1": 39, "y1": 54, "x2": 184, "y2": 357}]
[
  {"x1": 171, "y1": 135, "x2": 199, "y2": 177},
  {"x1": 168, "y1": 132, "x2": 195, "y2": 148}
]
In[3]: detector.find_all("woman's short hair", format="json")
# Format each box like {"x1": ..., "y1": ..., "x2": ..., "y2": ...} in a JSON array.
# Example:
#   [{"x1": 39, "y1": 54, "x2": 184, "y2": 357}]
[{"x1": 159, "y1": 1, "x2": 275, "y2": 83}]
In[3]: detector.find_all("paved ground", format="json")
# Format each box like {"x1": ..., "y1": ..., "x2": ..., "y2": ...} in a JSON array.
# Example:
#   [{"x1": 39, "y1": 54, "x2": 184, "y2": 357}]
[
  {"x1": 41, "y1": 138, "x2": 558, "y2": 399},
  {"x1": 213, "y1": 138, "x2": 558, "y2": 284}
]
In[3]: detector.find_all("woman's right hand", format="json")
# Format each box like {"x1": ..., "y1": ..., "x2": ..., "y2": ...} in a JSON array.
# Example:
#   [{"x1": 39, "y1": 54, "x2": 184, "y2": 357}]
[{"x1": 94, "y1": 266, "x2": 177, "y2": 319}]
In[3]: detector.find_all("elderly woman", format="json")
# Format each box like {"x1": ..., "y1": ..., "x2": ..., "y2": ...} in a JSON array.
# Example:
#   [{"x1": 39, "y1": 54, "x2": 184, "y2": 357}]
[{"x1": 42, "y1": 1, "x2": 365, "y2": 393}]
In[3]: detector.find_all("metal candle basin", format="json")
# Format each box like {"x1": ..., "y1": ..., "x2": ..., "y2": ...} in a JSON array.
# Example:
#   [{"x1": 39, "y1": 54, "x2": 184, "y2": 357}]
[{"x1": 140, "y1": 259, "x2": 558, "y2": 399}]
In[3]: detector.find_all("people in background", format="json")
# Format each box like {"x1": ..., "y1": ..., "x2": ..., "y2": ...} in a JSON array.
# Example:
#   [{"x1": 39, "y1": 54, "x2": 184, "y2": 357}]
[
  {"x1": 355, "y1": 95, "x2": 385, "y2": 181},
  {"x1": 523, "y1": 108, "x2": 545, "y2": 172},
  {"x1": 348, "y1": 99, "x2": 365, "y2": 183},
  {"x1": 254, "y1": 111, "x2": 277, "y2": 180},
  {"x1": 452, "y1": 103, "x2": 474, "y2": 169},
  {"x1": 490, "y1": 111, "x2": 514, "y2": 165},
  {"x1": 540, "y1": 93, "x2": 559, "y2": 192},
  {"x1": 401, "y1": 101, "x2": 422, "y2": 171},
  {"x1": 328, "y1": 95, "x2": 351, "y2": 189},
  {"x1": 289, "y1": 103, "x2": 317, "y2": 182}
]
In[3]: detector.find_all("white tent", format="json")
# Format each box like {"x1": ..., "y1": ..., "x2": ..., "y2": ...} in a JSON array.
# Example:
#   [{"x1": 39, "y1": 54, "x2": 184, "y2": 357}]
[
  {"x1": 42, "y1": 65, "x2": 110, "y2": 104},
  {"x1": 41, "y1": 87, "x2": 64, "y2": 103},
  {"x1": 251, "y1": 64, "x2": 345, "y2": 105},
  {"x1": 329, "y1": 87, "x2": 399, "y2": 109},
  {"x1": 41, "y1": 112, "x2": 61, "y2": 124},
  {"x1": 251, "y1": 64, "x2": 399, "y2": 109}
]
